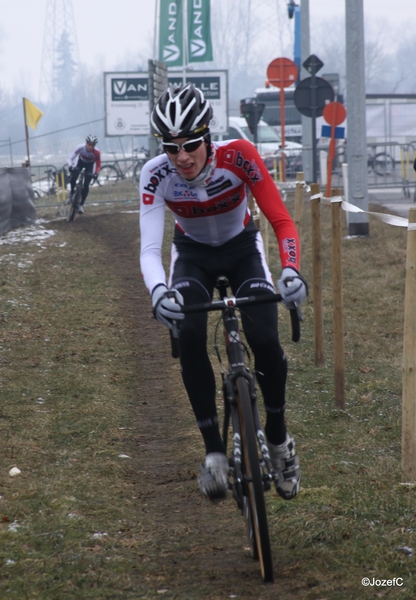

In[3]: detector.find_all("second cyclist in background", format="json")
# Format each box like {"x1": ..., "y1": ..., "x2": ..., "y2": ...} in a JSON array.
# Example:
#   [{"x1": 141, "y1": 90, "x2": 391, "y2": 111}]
[{"x1": 67, "y1": 134, "x2": 101, "y2": 214}]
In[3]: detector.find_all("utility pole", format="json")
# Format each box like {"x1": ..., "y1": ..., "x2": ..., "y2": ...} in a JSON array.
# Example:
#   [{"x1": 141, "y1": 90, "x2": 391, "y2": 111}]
[
  {"x1": 345, "y1": 0, "x2": 369, "y2": 236},
  {"x1": 300, "y1": 0, "x2": 312, "y2": 183}
]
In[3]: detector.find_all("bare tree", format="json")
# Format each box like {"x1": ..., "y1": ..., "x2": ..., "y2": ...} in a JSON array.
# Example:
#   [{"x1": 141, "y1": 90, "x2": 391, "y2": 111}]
[{"x1": 394, "y1": 35, "x2": 416, "y2": 93}]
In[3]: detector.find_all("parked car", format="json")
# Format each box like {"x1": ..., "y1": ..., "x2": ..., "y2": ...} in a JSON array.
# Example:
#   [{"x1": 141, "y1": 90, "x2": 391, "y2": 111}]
[{"x1": 216, "y1": 116, "x2": 303, "y2": 176}]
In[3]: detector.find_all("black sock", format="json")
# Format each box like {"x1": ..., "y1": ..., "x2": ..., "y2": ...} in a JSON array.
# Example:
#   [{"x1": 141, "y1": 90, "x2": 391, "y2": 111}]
[
  {"x1": 199, "y1": 423, "x2": 226, "y2": 455},
  {"x1": 265, "y1": 410, "x2": 287, "y2": 445}
]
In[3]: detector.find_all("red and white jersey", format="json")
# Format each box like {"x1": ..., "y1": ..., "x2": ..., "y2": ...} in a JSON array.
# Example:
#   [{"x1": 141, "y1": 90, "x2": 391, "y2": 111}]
[
  {"x1": 67, "y1": 143, "x2": 101, "y2": 173},
  {"x1": 140, "y1": 139, "x2": 300, "y2": 294}
]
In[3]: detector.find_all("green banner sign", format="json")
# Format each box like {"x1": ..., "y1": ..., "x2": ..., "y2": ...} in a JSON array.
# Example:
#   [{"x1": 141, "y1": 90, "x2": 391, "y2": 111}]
[
  {"x1": 187, "y1": 0, "x2": 213, "y2": 63},
  {"x1": 159, "y1": 0, "x2": 184, "y2": 67}
]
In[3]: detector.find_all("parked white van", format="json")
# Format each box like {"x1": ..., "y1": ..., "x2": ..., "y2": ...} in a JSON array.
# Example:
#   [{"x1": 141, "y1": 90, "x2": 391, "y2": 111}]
[{"x1": 220, "y1": 116, "x2": 302, "y2": 158}]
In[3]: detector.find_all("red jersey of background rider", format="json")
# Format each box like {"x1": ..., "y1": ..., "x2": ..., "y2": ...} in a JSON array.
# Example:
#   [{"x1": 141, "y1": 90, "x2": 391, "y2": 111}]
[
  {"x1": 140, "y1": 138, "x2": 300, "y2": 271},
  {"x1": 68, "y1": 143, "x2": 101, "y2": 173}
]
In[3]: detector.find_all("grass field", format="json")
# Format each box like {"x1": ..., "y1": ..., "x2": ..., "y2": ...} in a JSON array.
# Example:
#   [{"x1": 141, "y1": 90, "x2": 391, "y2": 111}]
[{"x1": 0, "y1": 197, "x2": 415, "y2": 599}]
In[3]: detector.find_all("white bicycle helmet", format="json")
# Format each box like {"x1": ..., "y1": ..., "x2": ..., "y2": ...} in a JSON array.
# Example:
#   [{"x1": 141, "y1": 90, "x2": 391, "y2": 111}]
[
  {"x1": 151, "y1": 84, "x2": 213, "y2": 141},
  {"x1": 86, "y1": 134, "x2": 98, "y2": 145}
]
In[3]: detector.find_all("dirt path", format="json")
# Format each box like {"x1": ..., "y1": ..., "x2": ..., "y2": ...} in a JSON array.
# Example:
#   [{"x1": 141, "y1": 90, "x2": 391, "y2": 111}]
[{"x1": 63, "y1": 210, "x2": 299, "y2": 599}]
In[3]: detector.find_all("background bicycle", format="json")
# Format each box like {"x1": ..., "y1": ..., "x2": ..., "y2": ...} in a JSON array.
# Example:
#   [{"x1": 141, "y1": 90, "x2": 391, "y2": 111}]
[
  {"x1": 66, "y1": 167, "x2": 98, "y2": 222},
  {"x1": 97, "y1": 146, "x2": 149, "y2": 188},
  {"x1": 331, "y1": 144, "x2": 396, "y2": 180},
  {"x1": 367, "y1": 144, "x2": 395, "y2": 177},
  {"x1": 31, "y1": 164, "x2": 69, "y2": 197}
]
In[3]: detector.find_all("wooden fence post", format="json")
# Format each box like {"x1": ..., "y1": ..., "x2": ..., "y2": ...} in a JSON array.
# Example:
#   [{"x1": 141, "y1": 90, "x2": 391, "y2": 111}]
[
  {"x1": 248, "y1": 193, "x2": 269, "y2": 264},
  {"x1": 294, "y1": 172, "x2": 305, "y2": 250},
  {"x1": 331, "y1": 188, "x2": 345, "y2": 409},
  {"x1": 260, "y1": 211, "x2": 269, "y2": 264},
  {"x1": 310, "y1": 183, "x2": 324, "y2": 366},
  {"x1": 402, "y1": 207, "x2": 416, "y2": 480}
]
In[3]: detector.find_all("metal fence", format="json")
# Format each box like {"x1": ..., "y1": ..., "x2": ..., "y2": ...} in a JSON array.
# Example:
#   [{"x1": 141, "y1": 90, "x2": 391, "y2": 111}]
[
  {"x1": 266, "y1": 140, "x2": 416, "y2": 196},
  {"x1": 30, "y1": 159, "x2": 140, "y2": 212},
  {"x1": 3, "y1": 105, "x2": 416, "y2": 202}
]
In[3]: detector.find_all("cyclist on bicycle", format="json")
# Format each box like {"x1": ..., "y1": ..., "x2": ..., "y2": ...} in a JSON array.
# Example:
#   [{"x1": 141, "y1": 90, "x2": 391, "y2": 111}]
[
  {"x1": 67, "y1": 134, "x2": 101, "y2": 214},
  {"x1": 140, "y1": 84, "x2": 308, "y2": 502}
]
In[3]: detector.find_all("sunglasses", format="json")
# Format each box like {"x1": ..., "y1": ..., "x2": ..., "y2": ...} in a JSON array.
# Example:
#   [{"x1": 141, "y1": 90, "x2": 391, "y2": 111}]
[{"x1": 162, "y1": 135, "x2": 206, "y2": 155}]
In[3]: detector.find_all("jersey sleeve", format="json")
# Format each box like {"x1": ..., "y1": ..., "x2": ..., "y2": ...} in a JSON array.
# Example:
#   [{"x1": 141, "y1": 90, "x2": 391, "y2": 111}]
[
  {"x1": 94, "y1": 150, "x2": 101, "y2": 173},
  {"x1": 67, "y1": 144, "x2": 83, "y2": 165},
  {"x1": 139, "y1": 158, "x2": 168, "y2": 294},
  {"x1": 232, "y1": 139, "x2": 300, "y2": 272}
]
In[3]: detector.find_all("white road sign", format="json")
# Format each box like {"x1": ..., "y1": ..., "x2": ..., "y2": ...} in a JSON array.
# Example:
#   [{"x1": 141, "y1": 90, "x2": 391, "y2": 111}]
[{"x1": 104, "y1": 70, "x2": 228, "y2": 137}]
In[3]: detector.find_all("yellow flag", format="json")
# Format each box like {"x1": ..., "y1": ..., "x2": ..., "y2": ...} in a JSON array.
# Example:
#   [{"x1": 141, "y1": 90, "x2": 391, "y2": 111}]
[{"x1": 24, "y1": 98, "x2": 43, "y2": 130}]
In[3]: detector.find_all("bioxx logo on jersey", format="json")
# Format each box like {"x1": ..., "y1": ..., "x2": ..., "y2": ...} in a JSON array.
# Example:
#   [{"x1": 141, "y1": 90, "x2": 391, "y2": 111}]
[
  {"x1": 143, "y1": 164, "x2": 175, "y2": 194},
  {"x1": 111, "y1": 79, "x2": 148, "y2": 101},
  {"x1": 283, "y1": 238, "x2": 297, "y2": 265},
  {"x1": 235, "y1": 152, "x2": 263, "y2": 184},
  {"x1": 167, "y1": 191, "x2": 242, "y2": 217}
]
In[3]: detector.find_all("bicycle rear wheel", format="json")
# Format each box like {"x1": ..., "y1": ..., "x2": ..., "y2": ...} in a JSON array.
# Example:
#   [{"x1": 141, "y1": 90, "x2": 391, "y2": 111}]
[
  {"x1": 67, "y1": 187, "x2": 81, "y2": 222},
  {"x1": 236, "y1": 376, "x2": 274, "y2": 583},
  {"x1": 373, "y1": 152, "x2": 395, "y2": 177},
  {"x1": 97, "y1": 165, "x2": 119, "y2": 186}
]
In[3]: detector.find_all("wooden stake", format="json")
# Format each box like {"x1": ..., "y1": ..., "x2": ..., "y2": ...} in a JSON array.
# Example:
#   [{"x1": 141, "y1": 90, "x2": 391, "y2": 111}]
[
  {"x1": 260, "y1": 211, "x2": 269, "y2": 264},
  {"x1": 402, "y1": 207, "x2": 416, "y2": 481},
  {"x1": 248, "y1": 192, "x2": 269, "y2": 264},
  {"x1": 294, "y1": 172, "x2": 305, "y2": 255},
  {"x1": 331, "y1": 188, "x2": 345, "y2": 409},
  {"x1": 310, "y1": 183, "x2": 324, "y2": 365}
]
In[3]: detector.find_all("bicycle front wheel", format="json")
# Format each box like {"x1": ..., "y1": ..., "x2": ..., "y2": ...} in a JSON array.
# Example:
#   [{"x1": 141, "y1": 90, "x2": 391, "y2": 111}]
[
  {"x1": 67, "y1": 187, "x2": 81, "y2": 222},
  {"x1": 237, "y1": 376, "x2": 274, "y2": 583}
]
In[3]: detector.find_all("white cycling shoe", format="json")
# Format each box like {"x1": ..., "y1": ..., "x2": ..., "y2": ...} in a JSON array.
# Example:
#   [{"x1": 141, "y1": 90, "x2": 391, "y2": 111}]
[
  {"x1": 198, "y1": 452, "x2": 229, "y2": 501},
  {"x1": 268, "y1": 436, "x2": 300, "y2": 500}
]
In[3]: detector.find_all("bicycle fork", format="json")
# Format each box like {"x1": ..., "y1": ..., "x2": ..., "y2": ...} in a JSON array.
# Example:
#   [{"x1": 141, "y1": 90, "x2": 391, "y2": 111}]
[{"x1": 221, "y1": 310, "x2": 273, "y2": 503}]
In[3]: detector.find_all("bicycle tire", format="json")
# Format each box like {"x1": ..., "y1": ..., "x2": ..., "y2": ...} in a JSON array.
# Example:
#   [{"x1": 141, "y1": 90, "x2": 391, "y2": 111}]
[
  {"x1": 236, "y1": 376, "x2": 274, "y2": 583},
  {"x1": 67, "y1": 187, "x2": 81, "y2": 222},
  {"x1": 97, "y1": 164, "x2": 119, "y2": 186},
  {"x1": 373, "y1": 152, "x2": 395, "y2": 177},
  {"x1": 132, "y1": 161, "x2": 143, "y2": 192}
]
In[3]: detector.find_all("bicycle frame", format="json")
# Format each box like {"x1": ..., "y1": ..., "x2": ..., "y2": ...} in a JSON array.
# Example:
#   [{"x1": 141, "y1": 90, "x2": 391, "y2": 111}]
[{"x1": 67, "y1": 167, "x2": 96, "y2": 222}]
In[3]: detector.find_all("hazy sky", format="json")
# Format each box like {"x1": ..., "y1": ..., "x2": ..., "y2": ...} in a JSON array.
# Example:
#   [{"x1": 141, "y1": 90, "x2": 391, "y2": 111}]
[{"x1": 1, "y1": 0, "x2": 414, "y2": 100}]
